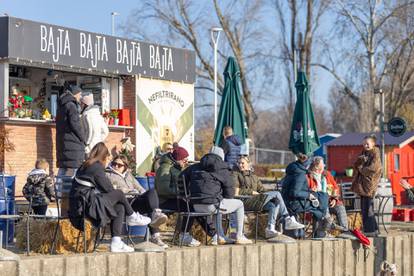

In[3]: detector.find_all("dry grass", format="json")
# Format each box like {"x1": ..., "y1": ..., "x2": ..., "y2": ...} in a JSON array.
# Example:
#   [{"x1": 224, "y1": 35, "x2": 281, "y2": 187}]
[{"x1": 15, "y1": 218, "x2": 96, "y2": 254}]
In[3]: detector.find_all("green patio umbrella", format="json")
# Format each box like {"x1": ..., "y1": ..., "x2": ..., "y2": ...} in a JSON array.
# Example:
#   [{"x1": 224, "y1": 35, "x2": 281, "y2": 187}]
[
  {"x1": 288, "y1": 71, "x2": 320, "y2": 155},
  {"x1": 213, "y1": 57, "x2": 248, "y2": 146}
]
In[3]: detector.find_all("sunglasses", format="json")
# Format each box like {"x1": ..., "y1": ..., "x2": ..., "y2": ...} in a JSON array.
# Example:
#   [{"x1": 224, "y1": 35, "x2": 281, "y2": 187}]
[{"x1": 112, "y1": 162, "x2": 125, "y2": 168}]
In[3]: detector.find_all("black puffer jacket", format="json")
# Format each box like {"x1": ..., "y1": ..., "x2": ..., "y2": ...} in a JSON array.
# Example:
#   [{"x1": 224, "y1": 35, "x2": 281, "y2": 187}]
[
  {"x1": 189, "y1": 153, "x2": 234, "y2": 204},
  {"x1": 69, "y1": 161, "x2": 117, "y2": 230},
  {"x1": 56, "y1": 91, "x2": 86, "y2": 169}
]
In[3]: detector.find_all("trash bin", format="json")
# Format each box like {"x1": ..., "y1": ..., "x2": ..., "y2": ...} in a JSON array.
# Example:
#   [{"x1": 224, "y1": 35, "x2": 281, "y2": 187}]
[
  {"x1": 0, "y1": 175, "x2": 15, "y2": 199},
  {"x1": 0, "y1": 175, "x2": 15, "y2": 246},
  {"x1": 136, "y1": 176, "x2": 155, "y2": 191},
  {"x1": 0, "y1": 199, "x2": 15, "y2": 246},
  {"x1": 375, "y1": 179, "x2": 394, "y2": 230}
]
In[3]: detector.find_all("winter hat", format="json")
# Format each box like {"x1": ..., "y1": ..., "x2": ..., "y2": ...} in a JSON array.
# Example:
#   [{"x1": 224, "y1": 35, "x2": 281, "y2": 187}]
[
  {"x1": 81, "y1": 93, "x2": 94, "y2": 106},
  {"x1": 172, "y1": 146, "x2": 189, "y2": 161},
  {"x1": 69, "y1": 85, "x2": 82, "y2": 95},
  {"x1": 210, "y1": 146, "x2": 224, "y2": 161}
]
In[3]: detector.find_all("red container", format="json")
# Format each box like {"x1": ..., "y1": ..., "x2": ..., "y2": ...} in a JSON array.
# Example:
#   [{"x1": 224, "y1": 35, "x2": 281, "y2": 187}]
[
  {"x1": 112, "y1": 109, "x2": 130, "y2": 126},
  {"x1": 392, "y1": 208, "x2": 411, "y2": 221},
  {"x1": 410, "y1": 209, "x2": 414, "y2": 221}
]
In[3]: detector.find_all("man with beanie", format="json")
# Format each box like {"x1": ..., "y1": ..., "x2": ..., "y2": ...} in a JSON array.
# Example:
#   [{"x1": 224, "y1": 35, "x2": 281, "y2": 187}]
[
  {"x1": 155, "y1": 146, "x2": 216, "y2": 246},
  {"x1": 190, "y1": 146, "x2": 252, "y2": 245},
  {"x1": 80, "y1": 93, "x2": 109, "y2": 155},
  {"x1": 56, "y1": 84, "x2": 86, "y2": 176}
]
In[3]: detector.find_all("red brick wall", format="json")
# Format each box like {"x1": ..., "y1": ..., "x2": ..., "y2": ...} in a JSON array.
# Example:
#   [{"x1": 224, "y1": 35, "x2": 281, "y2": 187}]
[
  {"x1": 0, "y1": 122, "x2": 126, "y2": 196},
  {"x1": 0, "y1": 76, "x2": 137, "y2": 196},
  {"x1": 122, "y1": 76, "x2": 136, "y2": 144}
]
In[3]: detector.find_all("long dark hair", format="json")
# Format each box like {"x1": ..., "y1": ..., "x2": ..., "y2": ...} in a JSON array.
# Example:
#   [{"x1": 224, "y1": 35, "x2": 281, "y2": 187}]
[{"x1": 82, "y1": 142, "x2": 110, "y2": 168}]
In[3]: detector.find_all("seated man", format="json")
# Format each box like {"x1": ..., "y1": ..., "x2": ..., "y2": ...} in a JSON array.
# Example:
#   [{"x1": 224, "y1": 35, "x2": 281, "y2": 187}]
[
  {"x1": 306, "y1": 156, "x2": 348, "y2": 231},
  {"x1": 106, "y1": 155, "x2": 168, "y2": 248},
  {"x1": 190, "y1": 146, "x2": 252, "y2": 245},
  {"x1": 232, "y1": 156, "x2": 304, "y2": 238},
  {"x1": 281, "y1": 153, "x2": 331, "y2": 237},
  {"x1": 155, "y1": 146, "x2": 215, "y2": 247}
]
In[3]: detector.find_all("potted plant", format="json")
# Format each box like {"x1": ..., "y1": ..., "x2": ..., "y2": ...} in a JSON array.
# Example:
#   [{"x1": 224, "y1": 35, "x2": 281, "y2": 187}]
[{"x1": 110, "y1": 110, "x2": 119, "y2": 126}]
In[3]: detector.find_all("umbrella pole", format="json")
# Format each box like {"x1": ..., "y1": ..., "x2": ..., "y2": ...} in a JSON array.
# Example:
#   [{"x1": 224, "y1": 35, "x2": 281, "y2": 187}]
[{"x1": 211, "y1": 27, "x2": 222, "y2": 128}]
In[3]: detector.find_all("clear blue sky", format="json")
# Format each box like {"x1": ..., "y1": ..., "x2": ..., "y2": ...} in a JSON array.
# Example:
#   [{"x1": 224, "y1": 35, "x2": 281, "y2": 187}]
[
  {"x1": 0, "y1": 0, "x2": 332, "y2": 109},
  {"x1": 0, "y1": 0, "x2": 134, "y2": 36}
]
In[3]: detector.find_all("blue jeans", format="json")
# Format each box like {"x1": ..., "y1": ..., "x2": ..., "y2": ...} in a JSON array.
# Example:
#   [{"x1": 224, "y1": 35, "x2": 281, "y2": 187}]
[
  {"x1": 230, "y1": 191, "x2": 289, "y2": 228},
  {"x1": 262, "y1": 191, "x2": 289, "y2": 226}
]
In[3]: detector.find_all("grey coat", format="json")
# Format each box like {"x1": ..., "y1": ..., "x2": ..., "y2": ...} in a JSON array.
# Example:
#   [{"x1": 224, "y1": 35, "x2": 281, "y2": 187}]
[{"x1": 105, "y1": 167, "x2": 145, "y2": 194}]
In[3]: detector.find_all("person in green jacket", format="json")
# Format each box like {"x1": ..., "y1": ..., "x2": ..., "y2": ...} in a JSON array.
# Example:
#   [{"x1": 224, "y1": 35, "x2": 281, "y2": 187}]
[{"x1": 155, "y1": 146, "x2": 216, "y2": 247}]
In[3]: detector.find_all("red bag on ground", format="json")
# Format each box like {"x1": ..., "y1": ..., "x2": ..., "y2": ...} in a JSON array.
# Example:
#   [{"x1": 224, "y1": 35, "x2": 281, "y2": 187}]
[{"x1": 350, "y1": 229, "x2": 370, "y2": 247}]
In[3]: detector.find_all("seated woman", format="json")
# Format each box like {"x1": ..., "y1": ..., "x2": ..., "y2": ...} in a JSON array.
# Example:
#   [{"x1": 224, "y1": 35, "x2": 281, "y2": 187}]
[
  {"x1": 106, "y1": 155, "x2": 168, "y2": 248},
  {"x1": 306, "y1": 156, "x2": 348, "y2": 231},
  {"x1": 281, "y1": 153, "x2": 331, "y2": 238},
  {"x1": 69, "y1": 142, "x2": 151, "y2": 253},
  {"x1": 232, "y1": 156, "x2": 304, "y2": 238}
]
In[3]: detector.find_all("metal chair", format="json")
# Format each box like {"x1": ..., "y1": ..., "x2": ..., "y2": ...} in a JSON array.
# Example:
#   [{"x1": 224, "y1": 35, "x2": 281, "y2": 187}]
[
  {"x1": 173, "y1": 175, "x2": 215, "y2": 247},
  {"x1": 339, "y1": 181, "x2": 361, "y2": 229},
  {"x1": 234, "y1": 194, "x2": 268, "y2": 243}
]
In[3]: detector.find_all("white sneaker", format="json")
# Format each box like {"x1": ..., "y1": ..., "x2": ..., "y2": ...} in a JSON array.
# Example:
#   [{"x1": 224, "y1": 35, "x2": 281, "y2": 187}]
[
  {"x1": 265, "y1": 228, "x2": 280, "y2": 239},
  {"x1": 210, "y1": 234, "x2": 234, "y2": 245},
  {"x1": 150, "y1": 209, "x2": 168, "y2": 228},
  {"x1": 178, "y1": 233, "x2": 201, "y2": 247},
  {"x1": 235, "y1": 235, "x2": 253, "y2": 245},
  {"x1": 127, "y1": 212, "x2": 151, "y2": 226},
  {"x1": 284, "y1": 216, "x2": 305, "y2": 230},
  {"x1": 110, "y1": 240, "x2": 135, "y2": 253},
  {"x1": 150, "y1": 233, "x2": 169, "y2": 249}
]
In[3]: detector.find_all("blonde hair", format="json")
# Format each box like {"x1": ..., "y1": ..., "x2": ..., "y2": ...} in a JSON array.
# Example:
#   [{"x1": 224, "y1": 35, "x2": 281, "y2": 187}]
[
  {"x1": 35, "y1": 158, "x2": 49, "y2": 170},
  {"x1": 223, "y1": 126, "x2": 233, "y2": 137},
  {"x1": 162, "y1": 142, "x2": 173, "y2": 152},
  {"x1": 308, "y1": 156, "x2": 324, "y2": 173}
]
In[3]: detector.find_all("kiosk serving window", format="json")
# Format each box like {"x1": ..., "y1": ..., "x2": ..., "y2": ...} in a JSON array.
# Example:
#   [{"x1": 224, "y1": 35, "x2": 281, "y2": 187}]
[{"x1": 7, "y1": 65, "x2": 121, "y2": 120}]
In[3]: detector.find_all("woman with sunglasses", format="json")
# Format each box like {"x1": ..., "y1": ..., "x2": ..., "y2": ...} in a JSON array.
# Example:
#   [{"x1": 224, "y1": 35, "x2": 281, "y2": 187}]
[
  {"x1": 233, "y1": 156, "x2": 305, "y2": 238},
  {"x1": 106, "y1": 155, "x2": 168, "y2": 248},
  {"x1": 69, "y1": 142, "x2": 151, "y2": 253}
]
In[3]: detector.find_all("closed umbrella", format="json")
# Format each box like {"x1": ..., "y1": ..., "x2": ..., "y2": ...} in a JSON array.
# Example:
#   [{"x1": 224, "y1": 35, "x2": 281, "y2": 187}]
[
  {"x1": 288, "y1": 71, "x2": 320, "y2": 155},
  {"x1": 213, "y1": 57, "x2": 248, "y2": 146}
]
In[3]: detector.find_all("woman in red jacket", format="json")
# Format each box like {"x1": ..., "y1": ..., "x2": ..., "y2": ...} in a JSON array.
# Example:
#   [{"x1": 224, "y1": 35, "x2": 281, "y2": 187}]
[{"x1": 306, "y1": 156, "x2": 348, "y2": 231}]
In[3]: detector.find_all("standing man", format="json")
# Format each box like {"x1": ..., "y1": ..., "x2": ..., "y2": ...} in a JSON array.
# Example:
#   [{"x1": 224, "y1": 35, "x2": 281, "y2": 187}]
[
  {"x1": 220, "y1": 126, "x2": 242, "y2": 170},
  {"x1": 56, "y1": 84, "x2": 86, "y2": 177}
]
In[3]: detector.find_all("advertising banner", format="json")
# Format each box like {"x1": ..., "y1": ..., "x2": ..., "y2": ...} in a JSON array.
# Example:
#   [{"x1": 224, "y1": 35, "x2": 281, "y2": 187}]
[
  {"x1": 0, "y1": 16, "x2": 195, "y2": 83},
  {"x1": 135, "y1": 77, "x2": 194, "y2": 175}
]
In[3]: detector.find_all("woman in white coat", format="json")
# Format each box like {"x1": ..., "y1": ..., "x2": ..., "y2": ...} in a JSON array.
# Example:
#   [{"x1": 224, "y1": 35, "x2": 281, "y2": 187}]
[{"x1": 80, "y1": 93, "x2": 109, "y2": 155}]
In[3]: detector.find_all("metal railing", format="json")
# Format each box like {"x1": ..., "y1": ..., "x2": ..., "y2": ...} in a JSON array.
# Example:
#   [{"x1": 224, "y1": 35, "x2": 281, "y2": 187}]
[{"x1": 250, "y1": 147, "x2": 295, "y2": 165}]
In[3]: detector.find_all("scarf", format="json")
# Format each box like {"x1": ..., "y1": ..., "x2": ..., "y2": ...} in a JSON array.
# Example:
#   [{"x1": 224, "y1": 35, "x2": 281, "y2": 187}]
[{"x1": 312, "y1": 172, "x2": 327, "y2": 193}]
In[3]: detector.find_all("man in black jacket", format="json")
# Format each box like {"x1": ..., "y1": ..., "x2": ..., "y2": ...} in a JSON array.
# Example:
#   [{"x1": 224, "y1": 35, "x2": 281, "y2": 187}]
[
  {"x1": 56, "y1": 85, "x2": 86, "y2": 176},
  {"x1": 190, "y1": 146, "x2": 252, "y2": 245}
]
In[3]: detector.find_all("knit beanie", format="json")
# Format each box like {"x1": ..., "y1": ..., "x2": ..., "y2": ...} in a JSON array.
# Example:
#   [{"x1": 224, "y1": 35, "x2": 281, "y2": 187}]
[
  {"x1": 69, "y1": 85, "x2": 82, "y2": 95},
  {"x1": 210, "y1": 146, "x2": 224, "y2": 161},
  {"x1": 81, "y1": 93, "x2": 94, "y2": 106},
  {"x1": 172, "y1": 146, "x2": 189, "y2": 161}
]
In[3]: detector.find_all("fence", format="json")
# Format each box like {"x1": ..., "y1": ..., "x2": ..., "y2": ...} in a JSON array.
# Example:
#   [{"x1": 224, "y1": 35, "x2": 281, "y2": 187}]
[{"x1": 250, "y1": 147, "x2": 295, "y2": 165}]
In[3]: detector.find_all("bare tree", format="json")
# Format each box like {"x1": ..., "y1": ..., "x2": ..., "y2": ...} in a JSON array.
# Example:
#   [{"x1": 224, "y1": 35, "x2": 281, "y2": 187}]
[
  {"x1": 272, "y1": 0, "x2": 330, "y2": 113},
  {"x1": 123, "y1": 0, "x2": 275, "y2": 133},
  {"x1": 315, "y1": 0, "x2": 414, "y2": 131}
]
